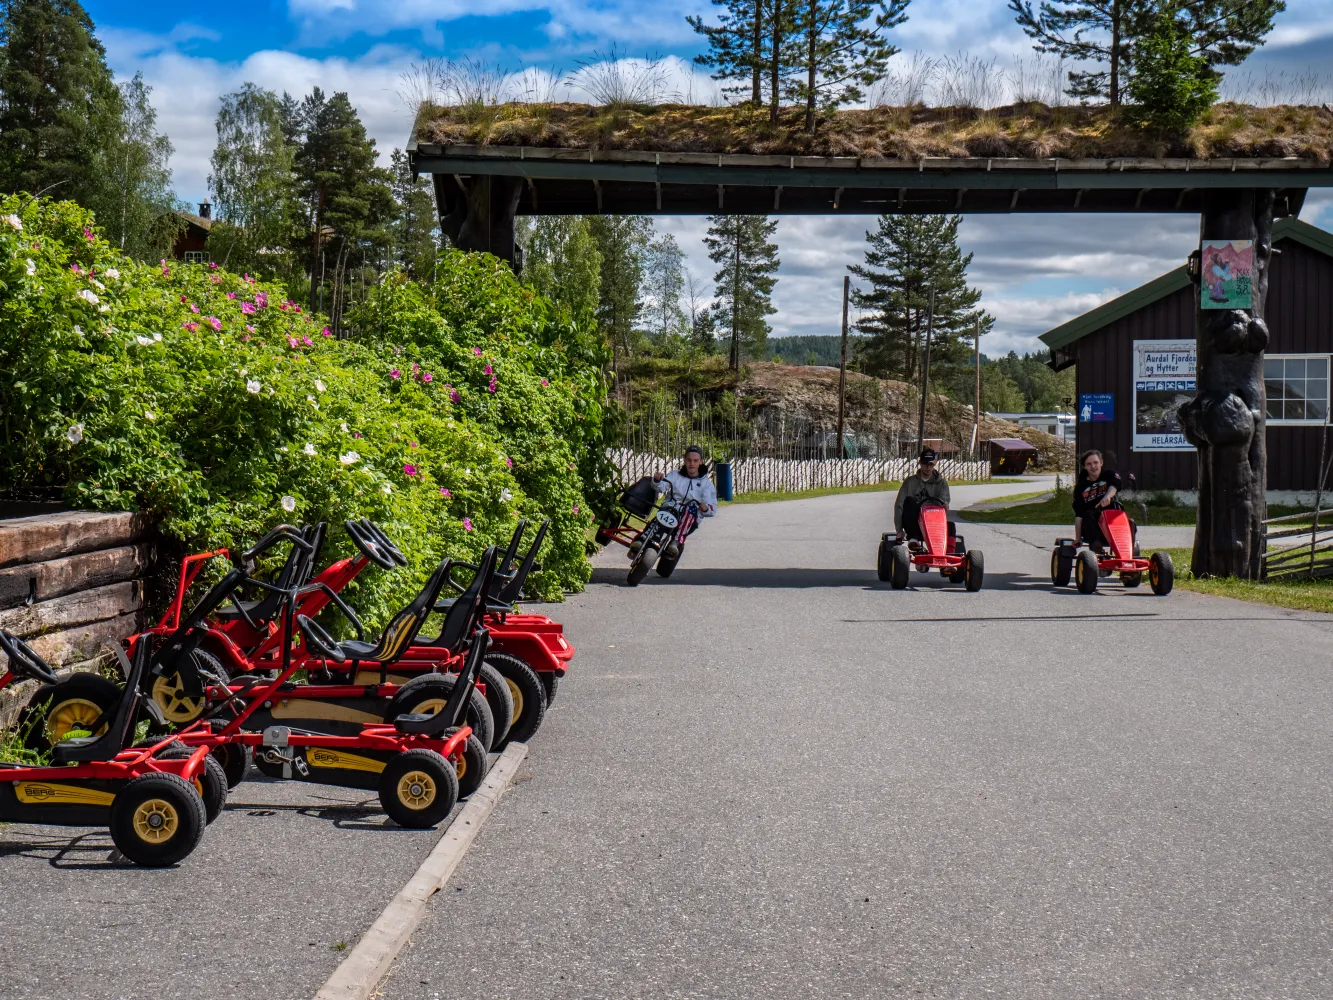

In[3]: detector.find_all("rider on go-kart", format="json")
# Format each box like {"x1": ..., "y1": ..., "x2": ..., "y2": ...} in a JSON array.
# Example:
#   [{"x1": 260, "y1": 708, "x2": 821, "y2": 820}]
[
  {"x1": 1073, "y1": 448, "x2": 1127, "y2": 552},
  {"x1": 651, "y1": 445, "x2": 717, "y2": 560},
  {"x1": 893, "y1": 448, "x2": 952, "y2": 544}
]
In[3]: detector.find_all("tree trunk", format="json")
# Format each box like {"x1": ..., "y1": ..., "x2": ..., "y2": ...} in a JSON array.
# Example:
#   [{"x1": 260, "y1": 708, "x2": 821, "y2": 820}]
[
  {"x1": 1109, "y1": 1, "x2": 1121, "y2": 107},
  {"x1": 730, "y1": 227, "x2": 741, "y2": 371},
  {"x1": 804, "y1": 0, "x2": 817, "y2": 134},
  {"x1": 1178, "y1": 188, "x2": 1274, "y2": 580},
  {"x1": 752, "y1": 0, "x2": 763, "y2": 104},
  {"x1": 770, "y1": 0, "x2": 784, "y2": 124}
]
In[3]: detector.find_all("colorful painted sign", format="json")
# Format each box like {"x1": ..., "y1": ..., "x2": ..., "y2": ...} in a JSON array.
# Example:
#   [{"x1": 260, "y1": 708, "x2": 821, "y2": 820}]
[
  {"x1": 1200, "y1": 239, "x2": 1254, "y2": 309},
  {"x1": 1079, "y1": 394, "x2": 1114, "y2": 422},
  {"x1": 1133, "y1": 340, "x2": 1196, "y2": 451}
]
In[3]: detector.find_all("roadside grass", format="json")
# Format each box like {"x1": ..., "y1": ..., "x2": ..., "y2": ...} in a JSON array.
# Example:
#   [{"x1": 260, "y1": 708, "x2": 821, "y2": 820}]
[
  {"x1": 961, "y1": 489, "x2": 1313, "y2": 527},
  {"x1": 1161, "y1": 546, "x2": 1333, "y2": 614},
  {"x1": 722, "y1": 477, "x2": 1032, "y2": 506}
]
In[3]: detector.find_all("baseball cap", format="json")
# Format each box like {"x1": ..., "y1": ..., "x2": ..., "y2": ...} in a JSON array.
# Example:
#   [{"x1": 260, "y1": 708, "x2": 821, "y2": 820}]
[{"x1": 918, "y1": 448, "x2": 937, "y2": 463}]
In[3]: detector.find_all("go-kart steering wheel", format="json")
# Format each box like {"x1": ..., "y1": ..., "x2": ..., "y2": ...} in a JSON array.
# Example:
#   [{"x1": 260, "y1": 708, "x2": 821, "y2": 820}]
[
  {"x1": 344, "y1": 520, "x2": 397, "y2": 570},
  {"x1": 0, "y1": 630, "x2": 59, "y2": 685},
  {"x1": 360, "y1": 519, "x2": 408, "y2": 566},
  {"x1": 295, "y1": 614, "x2": 347, "y2": 663}
]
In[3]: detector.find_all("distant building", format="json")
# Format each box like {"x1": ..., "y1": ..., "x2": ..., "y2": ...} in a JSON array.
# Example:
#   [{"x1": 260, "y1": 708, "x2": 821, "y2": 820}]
[
  {"x1": 1039, "y1": 217, "x2": 1333, "y2": 500},
  {"x1": 172, "y1": 202, "x2": 213, "y2": 263},
  {"x1": 988, "y1": 411, "x2": 1075, "y2": 444}
]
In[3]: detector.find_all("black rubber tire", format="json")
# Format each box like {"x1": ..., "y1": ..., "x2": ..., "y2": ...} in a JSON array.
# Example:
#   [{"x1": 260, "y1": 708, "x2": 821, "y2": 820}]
[
  {"x1": 948, "y1": 566, "x2": 966, "y2": 584},
  {"x1": 594, "y1": 526, "x2": 614, "y2": 547},
  {"x1": 486, "y1": 652, "x2": 547, "y2": 748},
  {"x1": 455, "y1": 734, "x2": 490, "y2": 799},
  {"x1": 148, "y1": 648, "x2": 223, "y2": 727},
  {"x1": 964, "y1": 550, "x2": 985, "y2": 592},
  {"x1": 252, "y1": 748, "x2": 288, "y2": 780},
  {"x1": 1122, "y1": 542, "x2": 1144, "y2": 588},
  {"x1": 655, "y1": 547, "x2": 681, "y2": 578},
  {"x1": 20, "y1": 673, "x2": 122, "y2": 752},
  {"x1": 379, "y1": 749, "x2": 458, "y2": 829},
  {"x1": 539, "y1": 670, "x2": 559, "y2": 707},
  {"x1": 109, "y1": 772, "x2": 207, "y2": 867},
  {"x1": 889, "y1": 543, "x2": 910, "y2": 590},
  {"x1": 478, "y1": 661, "x2": 515, "y2": 749},
  {"x1": 151, "y1": 742, "x2": 228, "y2": 824},
  {"x1": 211, "y1": 743, "x2": 251, "y2": 789},
  {"x1": 385, "y1": 674, "x2": 495, "y2": 753},
  {"x1": 1050, "y1": 549, "x2": 1073, "y2": 587},
  {"x1": 1150, "y1": 552, "x2": 1175, "y2": 596},
  {"x1": 627, "y1": 544, "x2": 658, "y2": 587},
  {"x1": 1075, "y1": 549, "x2": 1100, "y2": 594},
  {"x1": 876, "y1": 539, "x2": 892, "y2": 582}
]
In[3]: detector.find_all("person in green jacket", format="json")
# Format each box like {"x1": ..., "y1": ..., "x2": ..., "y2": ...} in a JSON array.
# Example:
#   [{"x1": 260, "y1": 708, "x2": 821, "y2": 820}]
[{"x1": 894, "y1": 449, "x2": 952, "y2": 542}]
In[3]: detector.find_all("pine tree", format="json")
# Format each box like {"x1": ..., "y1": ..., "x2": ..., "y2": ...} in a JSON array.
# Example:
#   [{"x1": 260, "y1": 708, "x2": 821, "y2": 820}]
[
  {"x1": 688, "y1": 0, "x2": 766, "y2": 104},
  {"x1": 705, "y1": 214, "x2": 780, "y2": 369},
  {"x1": 850, "y1": 214, "x2": 990, "y2": 383},
  {"x1": 90, "y1": 72, "x2": 175, "y2": 261},
  {"x1": 1125, "y1": 5, "x2": 1218, "y2": 130},
  {"x1": 787, "y1": 0, "x2": 909, "y2": 132},
  {"x1": 388, "y1": 148, "x2": 438, "y2": 283},
  {"x1": 520, "y1": 216, "x2": 603, "y2": 328},
  {"x1": 587, "y1": 216, "x2": 653, "y2": 365},
  {"x1": 208, "y1": 83, "x2": 296, "y2": 274},
  {"x1": 0, "y1": 0, "x2": 122, "y2": 205}
]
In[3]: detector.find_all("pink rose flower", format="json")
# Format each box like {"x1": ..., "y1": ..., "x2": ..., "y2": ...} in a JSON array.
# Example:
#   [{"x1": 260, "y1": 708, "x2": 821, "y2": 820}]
[
  {"x1": 254, "y1": 292, "x2": 268, "y2": 308},
  {"x1": 183, "y1": 321, "x2": 198, "y2": 332},
  {"x1": 422, "y1": 372, "x2": 433, "y2": 383},
  {"x1": 70, "y1": 263, "x2": 81, "y2": 274},
  {"x1": 409, "y1": 442, "x2": 418, "y2": 449},
  {"x1": 241, "y1": 302, "x2": 256, "y2": 314},
  {"x1": 403, "y1": 464, "x2": 417, "y2": 477},
  {"x1": 449, "y1": 389, "x2": 460, "y2": 403},
  {"x1": 541, "y1": 378, "x2": 549, "y2": 386},
  {"x1": 190, "y1": 304, "x2": 200, "y2": 314},
  {"x1": 83, "y1": 228, "x2": 94, "y2": 241},
  {"x1": 439, "y1": 488, "x2": 451, "y2": 498},
  {"x1": 245, "y1": 324, "x2": 256, "y2": 333},
  {"x1": 227, "y1": 292, "x2": 237, "y2": 300},
  {"x1": 206, "y1": 316, "x2": 221, "y2": 331},
  {"x1": 505, "y1": 457, "x2": 513, "y2": 468},
  {"x1": 462, "y1": 517, "x2": 474, "y2": 532},
  {"x1": 287, "y1": 336, "x2": 299, "y2": 348},
  {"x1": 472, "y1": 347, "x2": 482, "y2": 356},
  {"x1": 411, "y1": 363, "x2": 419, "y2": 373},
  {"x1": 487, "y1": 378, "x2": 497, "y2": 394},
  {"x1": 390, "y1": 369, "x2": 401, "y2": 380},
  {"x1": 209, "y1": 262, "x2": 219, "y2": 270},
  {"x1": 572, "y1": 505, "x2": 580, "y2": 515},
  {"x1": 301, "y1": 335, "x2": 312, "y2": 346},
  {"x1": 321, "y1": 326, "x2": 332, "y2": 337},
  {"x1": 483, "y1": 364, "x2": 492, "y2": 375}
]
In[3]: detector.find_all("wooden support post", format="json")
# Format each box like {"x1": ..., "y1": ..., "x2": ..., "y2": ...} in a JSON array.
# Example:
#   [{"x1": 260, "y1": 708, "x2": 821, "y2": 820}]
[
  {"x1": 1178, "y1": 188, "x2": 1274, "y2": 580},
  {"x1": 434, "y1": 175, "x2": 523, "y2": 269},
  {"x1": 837, "y1": 275, "x2": 849, "y2": 459}
]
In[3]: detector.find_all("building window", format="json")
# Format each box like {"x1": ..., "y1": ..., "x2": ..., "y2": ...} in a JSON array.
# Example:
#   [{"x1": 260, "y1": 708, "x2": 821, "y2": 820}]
[
  {"x1": 1265, "y1": 355, "x2": 1329, "y2": 423},
  {"x1": 183, "y1": 251, "x2": 208, "y2": 264}
]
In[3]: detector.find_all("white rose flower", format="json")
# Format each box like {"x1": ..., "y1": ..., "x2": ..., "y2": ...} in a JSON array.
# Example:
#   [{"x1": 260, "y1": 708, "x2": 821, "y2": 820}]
[
  {"x1": 77, "y1": 288, "x2": 98, "y2": 305},
  {"x1": 73, "y1": 325, "x2": 83, "y2": 335},
  {"x1": 25, "y1": 259, "x2": 35, "y2": 276},
  {"x1": 66, "y1": 423, "x2": 84, "y2": 445},
  {"x1": 153, "y1": 332, "x2": 162, "y2": 342},
  {"x1": 314, "y1": 379, "x2": 326, "y2": 393},
  {"x1": 303, "y1": 442, "x2": 316, "y2": 456},
  {"x1": 104, "y1": 268, "x2": 119, "y2": 279},
  {"x1": 307, "y1": 395, "x2": 318, "y2": 410},
  {"x1": 339, "y1": 451, "x2": 360, "y2": 465},
  {"x1": 98, "y1": 304, "x2": 110, "y2": 313},
  {"x1": 382, "y1": 483, "x2": 392, "y2": 494},
  {"x1": 278, "y1": 445, "x2": 289, "y2": 453},
  {"x1": 3, "y1": 213, "x2": 21, "y2": 231},
  {"x1": 500, "y1": 488, "x2": 513, "y2": 503},
  {"x1": 136, "y1": 335, "x2": 154, "y2": 346},
  {"x1": 340, "y1": 422, "x2": 349, "y2": 433},
  {"x1": 90, "y1": 278, "x2": 105, "y2": 291},
  {"x1": 246, "y1": 379, "x2": 261, "y2": 394},
  {"x1": 145, "y1": 410, "x2": 156, "y2": 421},
  {"x1": 281, "y1": 495, "x2": 297, "y2": 513}
]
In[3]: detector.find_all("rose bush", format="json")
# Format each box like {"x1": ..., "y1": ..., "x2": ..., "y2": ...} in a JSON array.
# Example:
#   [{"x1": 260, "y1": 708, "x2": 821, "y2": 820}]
[{"x1": 0, "y1": 195, "x2": 612, "y2": 625}]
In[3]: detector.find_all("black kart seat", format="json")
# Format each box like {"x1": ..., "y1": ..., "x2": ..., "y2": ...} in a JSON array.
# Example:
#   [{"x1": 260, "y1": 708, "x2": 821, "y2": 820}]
[
  {"x1": 620, "y1": 477, "x2": 659, "y2": 519},
  {"x1": 52, "y1": 641, "x2": 150, "y2": 764},
  {"x1": 217, "y1": 523, "x2": 325, "y2": 624},
  {"x1": 494, "y1": 519, "x2": 548, "y2": 606},
  {"x1": 394, "y1": 627, "x2": 491, "y2": 736},
  {"x1": 419, "y1": 547, "x2": 500, "y2": 653}
]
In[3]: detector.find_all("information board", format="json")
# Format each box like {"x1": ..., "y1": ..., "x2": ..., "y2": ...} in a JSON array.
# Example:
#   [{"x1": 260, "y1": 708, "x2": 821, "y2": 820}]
[{"x1": 1133, "y1": 340, "x2": 1196, "y2": 451}]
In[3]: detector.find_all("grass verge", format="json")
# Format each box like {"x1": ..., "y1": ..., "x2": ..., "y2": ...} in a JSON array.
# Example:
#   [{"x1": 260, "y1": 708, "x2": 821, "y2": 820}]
[
  {"x1": 723, "y1": 477, "x2": 1032, "y2": 506},
  {"x1": 1161, "y1": 546, "x2": 1333, "y2": 614},
  {"x1": 961, "y1": 493, "x2": 1311, "y2": 527}
]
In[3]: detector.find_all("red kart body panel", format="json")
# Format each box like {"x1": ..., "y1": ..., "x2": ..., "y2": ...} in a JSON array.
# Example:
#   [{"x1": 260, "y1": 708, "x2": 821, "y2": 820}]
[
  {"x1": 912, "y1": 505, "x2": 965, "y2": 569},
  {"x1": 1097, "y1": 509, "x2": 1150, "y2": 573}
]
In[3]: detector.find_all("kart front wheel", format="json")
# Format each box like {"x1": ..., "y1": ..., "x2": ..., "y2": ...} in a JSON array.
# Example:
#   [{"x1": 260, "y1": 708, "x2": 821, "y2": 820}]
[
  {"x1": 964, "y1": 550, "x2": 984, "y2": 592},
  {"x1": 386, "y1": 674, "x2": 496, "y2": 753},
  {"x1": 1050, "y1": 548, "x2": 1072, "y2": 587},
  {"x1": 876, "y1": 539, "x2": 892, "y2": 582},
  {"x1": 379, "y1": 749, "x2": 458, "y2": 829},
  {"x1": 1075, "y1": 549, "x2": 1099, "y2": 594},
  {"x1": 20, "y1": 673, "x2": 120, "y2": 752},
  {"x1": 486, "y1": 652, "x2": 546, "y2": 748},
  {"x1": 455, "y1": 734, "x2": 490, "y2": 799},
  {"x1": 628, "y1": 544, "x2": 658, "y2": 587},
  {"x1": 1149, "y1": 552, "x2": 1174, "y2": 596},
  {"x1": 656, "y1": 545, "x2": 682, "y2": 578},
  {"x1": 478, "y1": 661, "x2": 515, "y2": 749},
  {"x1": 110, "y1": 772, "x2": 207, "y2": 867},
  {"x1": 889, "y1": 543, "x2": 910, "y2": 590}
]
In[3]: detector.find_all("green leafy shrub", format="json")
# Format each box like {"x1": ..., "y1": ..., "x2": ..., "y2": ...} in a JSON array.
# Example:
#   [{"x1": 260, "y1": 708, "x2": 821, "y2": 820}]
[
  {"x1": 1124, "y1": 9, "x2": 1219, "y2": 133},
  {"x1": 0, "y1": 195, "x2": 612, "y2": 626}
]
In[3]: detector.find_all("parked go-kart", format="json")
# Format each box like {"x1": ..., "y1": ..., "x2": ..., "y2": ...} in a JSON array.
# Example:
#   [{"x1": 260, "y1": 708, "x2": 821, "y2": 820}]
[
  {"x1": 877, "y1": 499, "x2": 983, "y2": 592},
  {"x1": 596, "y1": 477, "x2": 699, "y2": 586},
  {"x1": 1051, "y1": 503, "x2": 1173, "y2": 595}
]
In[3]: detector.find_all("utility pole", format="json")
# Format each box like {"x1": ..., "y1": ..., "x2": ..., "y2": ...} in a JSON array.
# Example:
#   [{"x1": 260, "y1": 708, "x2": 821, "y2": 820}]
[
  {"x1": 837, "y1": 274, "x2": 849, "y2": 459},
  {"x1": 973, "y1": 316, "x2": 982, "y2": 459},
  {"x1": 915, "y1": 287, "x2": 936, "y2": 454}
]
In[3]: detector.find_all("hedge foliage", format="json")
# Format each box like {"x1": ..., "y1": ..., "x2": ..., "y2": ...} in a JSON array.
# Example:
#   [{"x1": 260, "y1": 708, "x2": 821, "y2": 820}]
[{"x1": 0, "y1": 195, "x2": 613, "y2": 624}]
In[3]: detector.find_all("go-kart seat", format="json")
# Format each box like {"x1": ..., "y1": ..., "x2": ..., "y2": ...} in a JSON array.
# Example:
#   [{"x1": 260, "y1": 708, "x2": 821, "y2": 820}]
[
  {"x1": 52, "y1": 640, "x2": 151, "y2": 764},
  {"x1": 298, "y1": 558, "x2": 455, "y2": 666},
  {"x1": 436, "y1": 520, "x2": 548, "y2": 614},
  {"x1": 620, "y1": 477, "x2": 659, "y2": 519},
  {"x1": 393, "y1": 627, "x2": 491, "y2": 736},
  {"x1": 418, "y1": 547, "x2": 500, "y2": 653}
]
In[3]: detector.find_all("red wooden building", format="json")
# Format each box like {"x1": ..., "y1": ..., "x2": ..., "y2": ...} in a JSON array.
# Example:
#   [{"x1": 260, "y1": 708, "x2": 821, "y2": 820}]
[{"x1": 171, "y1": 202, "x2": 213, "y2": 263}]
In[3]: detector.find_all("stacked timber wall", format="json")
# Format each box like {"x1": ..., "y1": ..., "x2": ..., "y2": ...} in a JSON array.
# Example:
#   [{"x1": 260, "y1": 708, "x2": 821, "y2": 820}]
[{"x1": 0, "y1": 512, "x2": 152, "y2": 728}]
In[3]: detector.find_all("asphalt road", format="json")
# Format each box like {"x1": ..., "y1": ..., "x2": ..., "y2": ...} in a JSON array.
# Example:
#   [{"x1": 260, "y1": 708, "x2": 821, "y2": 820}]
[
  {"x1": 374, "y1": 483, "x2": 1333, "y2": 1000},
  {"x1": 5, "y1": 481, "x2": 1332, "y2": 1000}
]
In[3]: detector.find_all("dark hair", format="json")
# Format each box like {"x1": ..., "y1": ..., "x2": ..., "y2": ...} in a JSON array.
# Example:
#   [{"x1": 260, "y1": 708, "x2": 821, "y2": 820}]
[{"x1": 1080, "y1": 449, "x2": 1104, "y2": 467}]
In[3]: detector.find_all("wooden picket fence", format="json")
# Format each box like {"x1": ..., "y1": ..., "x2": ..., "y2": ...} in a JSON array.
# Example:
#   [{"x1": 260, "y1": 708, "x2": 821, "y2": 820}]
[
  {"x1": 1260, "y1": 508, "x2": 1333, "y2": 581},
  {"x1": 607, "y1": 449, "x2": 990, "y2": 496}
]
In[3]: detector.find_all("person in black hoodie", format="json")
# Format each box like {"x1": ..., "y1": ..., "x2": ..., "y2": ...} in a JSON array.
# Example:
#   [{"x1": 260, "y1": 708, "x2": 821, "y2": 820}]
[{"x1": 1073, "y1": 449, "x2": 1123, "y2": 551}]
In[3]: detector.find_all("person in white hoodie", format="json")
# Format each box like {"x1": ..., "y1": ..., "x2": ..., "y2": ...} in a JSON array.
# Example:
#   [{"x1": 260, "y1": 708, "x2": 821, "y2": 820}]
[{"x1": 651, "y1": 445, "x2": 717, "y2": 560}]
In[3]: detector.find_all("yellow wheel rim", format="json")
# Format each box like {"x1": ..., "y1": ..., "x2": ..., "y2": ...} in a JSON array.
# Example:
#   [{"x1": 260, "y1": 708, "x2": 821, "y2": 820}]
[
  {"x1": 1150, "y1": 562, "x2": 1159, "y2": 586},
  {"x1": 397, "y1": 770, "x2": 437, "y2": 810},
  {"x1": 45, "y1": 698, "x2": 108, "y2": 745},
  {"x1": 132, "y1": 798, "x2": 179, "y2": 844},
  {"x1": 412, "y1": 697, "x2": 448, "y2": 716},
  {"x1": 505, "y1": 678, "x2": 524, "y2": 726},
  {"x1": 152, "y1": 672, "x2": 204, "y2": 724},
  {"x1": 455, "y1": 754, "x2": 467, "y2": 780}
]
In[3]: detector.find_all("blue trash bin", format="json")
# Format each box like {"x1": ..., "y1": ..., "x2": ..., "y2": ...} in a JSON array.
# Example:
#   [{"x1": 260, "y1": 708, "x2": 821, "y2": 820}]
[{"x1": 714, "y1": 461, "x2": 734, "y2": 502}]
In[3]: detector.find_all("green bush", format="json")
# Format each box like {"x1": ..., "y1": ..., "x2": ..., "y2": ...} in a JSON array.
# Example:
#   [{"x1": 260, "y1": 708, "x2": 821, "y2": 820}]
[{"x1": 0, "y1": 196, "x2": 613, "y2": 626}]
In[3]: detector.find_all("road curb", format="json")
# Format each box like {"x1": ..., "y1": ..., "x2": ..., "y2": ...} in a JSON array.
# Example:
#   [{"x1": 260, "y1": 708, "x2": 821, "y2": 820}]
[{"x1": 313, "y1": 742, "x2": 529, "y2": 1000}]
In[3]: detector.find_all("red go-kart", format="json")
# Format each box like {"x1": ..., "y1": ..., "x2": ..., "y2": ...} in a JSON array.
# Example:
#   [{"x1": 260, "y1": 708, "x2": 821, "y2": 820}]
[
  {"x1": 878, "y1": 501, "x2": 983, "y2": 591},
  {"x1": 1051, "y1": 504, "x2": 1173, "y2": 595}
]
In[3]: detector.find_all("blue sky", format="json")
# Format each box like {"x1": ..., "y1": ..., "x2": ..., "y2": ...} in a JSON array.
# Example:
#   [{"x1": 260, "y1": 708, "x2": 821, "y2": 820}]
[{"x1": 85, "y1": 0, "x2": 1333, "y2": 354}]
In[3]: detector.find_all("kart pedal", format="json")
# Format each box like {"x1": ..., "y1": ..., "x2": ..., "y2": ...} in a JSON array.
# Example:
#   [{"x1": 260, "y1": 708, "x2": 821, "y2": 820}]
[{"x1": 293, "y1": 754, "x2": 309, "y2": 777}]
